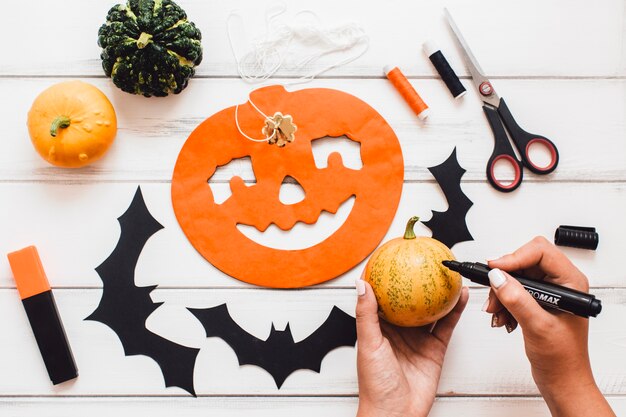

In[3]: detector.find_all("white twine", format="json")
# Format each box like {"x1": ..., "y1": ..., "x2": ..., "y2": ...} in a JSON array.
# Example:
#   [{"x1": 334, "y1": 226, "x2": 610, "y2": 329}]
[
  {"x1": 227, "y1": 4, "x2": 370, "y2": 84},
  {"x1": 228, "y1": 4, "x2": 370, "y2": 142},
  {"x1": 234, "y1": 99, "x2": 277, "y2": 143}
]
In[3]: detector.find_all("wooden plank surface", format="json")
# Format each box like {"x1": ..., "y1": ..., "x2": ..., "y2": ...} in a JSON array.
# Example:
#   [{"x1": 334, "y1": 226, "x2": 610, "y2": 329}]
[
  {"x1": 1, "y1": 288, "x2": 625, "y2": 396},
  {"x1": 1, "y1": 0, "x2": 624, "y2": 414},
  {"x1": 2, "y1": 397, "x2": 626, "y2": 417},
  {"x1": 1, "y1": 0, "x2": 624, "y2": 77},
  {"x1": 0, "y1": 182, "x2": 624, "y2": 289},
  {"x1": 2, "y1": 78, "x2": 624, "y2": 182}
]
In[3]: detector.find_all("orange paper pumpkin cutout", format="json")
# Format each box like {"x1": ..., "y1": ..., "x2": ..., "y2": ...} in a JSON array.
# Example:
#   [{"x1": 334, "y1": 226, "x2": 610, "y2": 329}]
[{"x1": 171, "y1": 86, "x2": 404, "y2": 288}]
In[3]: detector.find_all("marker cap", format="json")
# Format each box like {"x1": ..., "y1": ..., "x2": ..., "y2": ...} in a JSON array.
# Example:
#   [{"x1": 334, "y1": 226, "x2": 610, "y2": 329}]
[{"x1": 8, "y1": 246, "x2": 51, "y2": 300}]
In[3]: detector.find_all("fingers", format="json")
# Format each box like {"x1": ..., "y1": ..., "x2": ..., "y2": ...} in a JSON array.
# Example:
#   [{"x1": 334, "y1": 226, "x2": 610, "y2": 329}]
[
  {"x1": 506, "y1": 316, "x2": 519, "y2": 333},
  {"x1": 355, "y1": 278, "x2": 384, "y2": 351},
  {"x1": 431, "y1": 286, "x2": 469, "y2": 346},
  {"x1": 484, "y1": 290, "x2": 520, "y2": 334},
  {"x1": 488, "y1": 236, "x2": 588, "y2": 291},
  {"x1": 483, "y1": 288, "x2": 504, "y2": 314},
  {"x1": 487, "y1": 291, "x2": 513, "y2": 332},
  {"x1": 487, "y1": 268, "x2": 548, "y2": 329},
  {"x1": 491, "y1": 309, "x2": 518, "y2": 333}
]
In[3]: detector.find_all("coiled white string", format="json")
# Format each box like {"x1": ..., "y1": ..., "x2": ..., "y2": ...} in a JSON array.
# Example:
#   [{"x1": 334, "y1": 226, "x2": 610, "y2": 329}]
[
  {"x1": 228, "y1": 4, "x2": 370, "y2": 142},
  {"x1": 227, "y1": 4, "x2": 370, "y2": 83}
]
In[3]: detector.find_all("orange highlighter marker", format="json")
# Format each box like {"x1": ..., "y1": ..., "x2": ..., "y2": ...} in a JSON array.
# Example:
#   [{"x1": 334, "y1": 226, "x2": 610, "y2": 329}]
[{"x1": 7, "y1": 246, "x2": 78, "y2": 385}]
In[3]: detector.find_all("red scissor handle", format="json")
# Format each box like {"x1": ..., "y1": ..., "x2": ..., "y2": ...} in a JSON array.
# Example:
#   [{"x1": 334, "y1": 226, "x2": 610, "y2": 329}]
[
  {"x1": 523, "y1": 137, "x2": 559, "y2": 173},
  {"x1": 497, "y1": 98, "x2": 559, "y2": 175},
  {"x1": 487, "y1": 154, "x2": 523, "y2": 192},
  {"x1": 483, "y1": 105, "x2": 523, "y2": 192}
]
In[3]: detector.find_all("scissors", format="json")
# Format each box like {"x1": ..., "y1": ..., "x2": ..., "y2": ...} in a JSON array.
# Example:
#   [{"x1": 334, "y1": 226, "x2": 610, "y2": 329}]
[{"x1": 444, "y1": 9, "x2": 559, "y2": 192}]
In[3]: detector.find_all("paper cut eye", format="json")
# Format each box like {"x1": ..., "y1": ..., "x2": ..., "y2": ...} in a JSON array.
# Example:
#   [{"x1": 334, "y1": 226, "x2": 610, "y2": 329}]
[
  {"x1": 208, "y1": 156, "x2": 256, "y2": 204},
  {"x1": 311, "y1": 136, "x2": 363, "y2": 170}
]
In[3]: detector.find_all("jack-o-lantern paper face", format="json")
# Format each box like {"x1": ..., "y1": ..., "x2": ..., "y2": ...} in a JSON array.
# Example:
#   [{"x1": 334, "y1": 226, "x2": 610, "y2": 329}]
[{"x1": 171, "y1": 85, "x2": 403, "y2": 288}]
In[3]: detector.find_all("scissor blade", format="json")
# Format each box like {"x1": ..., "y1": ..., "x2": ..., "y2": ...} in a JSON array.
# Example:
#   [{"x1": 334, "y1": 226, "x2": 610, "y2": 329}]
[{"x1": 444, "y1": 8, "x2": 500, "y2": 106}]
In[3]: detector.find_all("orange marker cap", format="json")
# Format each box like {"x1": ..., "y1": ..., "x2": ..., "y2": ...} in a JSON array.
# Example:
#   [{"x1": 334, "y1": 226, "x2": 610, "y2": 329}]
[{"x1": 7, "y1": 246, "x2": 51, "y2": 300}]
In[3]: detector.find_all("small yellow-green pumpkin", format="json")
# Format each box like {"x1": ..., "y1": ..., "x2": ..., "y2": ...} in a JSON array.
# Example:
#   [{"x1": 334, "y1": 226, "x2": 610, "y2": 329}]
[{"x1": 364, "y1": 216, "x2": 462, "y2": 327}]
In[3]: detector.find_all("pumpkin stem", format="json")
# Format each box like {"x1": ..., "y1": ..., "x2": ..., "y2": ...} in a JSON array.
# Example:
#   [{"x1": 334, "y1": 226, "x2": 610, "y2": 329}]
[
  {"x1": 137, "y1": 32, "x2": 153, "y2": 49},
  {"x1": 403, "y1": 216, "x2": 420, "y2": 239},
  {"x1": 50, "y1": 116, "x2": 71, "y2": 137}
]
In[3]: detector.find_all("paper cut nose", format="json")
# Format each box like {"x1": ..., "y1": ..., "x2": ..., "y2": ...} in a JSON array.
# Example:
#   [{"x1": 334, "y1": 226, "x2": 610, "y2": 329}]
[{"x1": 279, "y1": 176, "x2": 305, "y2": 205}]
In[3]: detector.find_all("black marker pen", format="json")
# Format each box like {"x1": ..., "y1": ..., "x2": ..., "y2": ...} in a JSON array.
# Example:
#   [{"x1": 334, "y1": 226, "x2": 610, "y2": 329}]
[{"x1": 442, "y1": 260, "x2": 602, "y2": 318}]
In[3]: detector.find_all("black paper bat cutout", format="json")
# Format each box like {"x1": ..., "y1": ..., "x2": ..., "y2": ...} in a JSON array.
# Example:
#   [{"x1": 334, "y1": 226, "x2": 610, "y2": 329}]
[
  {"x1": 188, "y1": 304, "x2": 357, "y2": 388},
  {"x1": 423, "y1": 147, "x2": 474, "y2": 248},
  {"x1": 85, "y1": 187, "x2": 200, "y2": 396}
]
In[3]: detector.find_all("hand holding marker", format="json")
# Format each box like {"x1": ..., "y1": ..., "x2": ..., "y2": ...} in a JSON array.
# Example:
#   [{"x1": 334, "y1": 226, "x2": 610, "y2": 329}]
[
  {"x1": 357, "y1": 237, "x2": 616, "y2": 417},
  {"x1": 443, "y1": 260, "x2": 601, "y2": 318},
  {"x1": 478, "y1": 238, "x2": 615, "y2": 417}
]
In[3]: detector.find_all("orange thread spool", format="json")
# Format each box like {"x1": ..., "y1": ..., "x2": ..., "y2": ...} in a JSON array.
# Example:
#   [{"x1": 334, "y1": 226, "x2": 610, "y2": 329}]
[{"x1": 384, "y1": 66, "x2": 429, "y2": 120}]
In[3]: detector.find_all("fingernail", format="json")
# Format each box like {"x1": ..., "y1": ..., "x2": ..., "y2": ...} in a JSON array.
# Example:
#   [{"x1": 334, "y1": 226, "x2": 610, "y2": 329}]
[
  {"x1": 491, "y1": 314, "x2": 498, "y2": 327},
  {"x1": 481, "y1": 296, "x2": 490, "y2": 312},
  {"x1": 355, "y1": 279, "x2": 366, "y2": 296},
  {"x1": 505, "y1": 323, "x2": 514, "y2": 333},
  {"x1": 486, "y1": 256, "x2": 501, "y2": 263},
  {"x1": 488, "y1": 268, "x2": 507, "y2": 289}
]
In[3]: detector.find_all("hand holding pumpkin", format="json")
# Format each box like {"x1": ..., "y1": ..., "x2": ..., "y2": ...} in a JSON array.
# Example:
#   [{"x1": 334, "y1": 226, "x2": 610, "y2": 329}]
[
  {"x1": 355, "y1": 216, "x2": 469, "y2": 416},
  {"x1": 484, "y1": 237, "x2": 616, "y2": 417},
  {"x1": 355, "y1": 279, "x2": 468, "y2": 417}
]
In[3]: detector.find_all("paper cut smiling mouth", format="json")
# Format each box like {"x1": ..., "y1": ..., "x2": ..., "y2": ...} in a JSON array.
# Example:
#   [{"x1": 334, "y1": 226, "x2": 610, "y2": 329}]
[{"x1": 237, "y1": 196, "x2": 356, "y2": 250}]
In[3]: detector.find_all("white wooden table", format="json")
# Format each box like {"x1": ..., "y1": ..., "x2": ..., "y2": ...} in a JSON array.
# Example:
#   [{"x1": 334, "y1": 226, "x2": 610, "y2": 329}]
[{"x1": 1, "y1": 1, "x2": 625, "y2": 415}]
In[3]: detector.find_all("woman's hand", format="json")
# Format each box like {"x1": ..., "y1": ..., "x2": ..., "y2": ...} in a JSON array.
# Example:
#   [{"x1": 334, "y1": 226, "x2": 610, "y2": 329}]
[
  {"x1": 485, "y1": 236, "x2": 615, "y2": 417},
  {"x1": 355, "y1": 278, "x2": 468, "y2": 417}
]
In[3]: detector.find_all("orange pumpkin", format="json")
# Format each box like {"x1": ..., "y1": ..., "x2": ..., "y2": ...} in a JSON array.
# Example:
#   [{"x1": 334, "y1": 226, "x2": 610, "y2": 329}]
[
  {"x1": 172, "y1": 85, "x2": 404, "y2": 288},
  {"x1": 27, "y1": 81, "x2": 117, "y2": 168},
  {"x1": 364, "y1": 216, "x2": 462, "y2": 327}
]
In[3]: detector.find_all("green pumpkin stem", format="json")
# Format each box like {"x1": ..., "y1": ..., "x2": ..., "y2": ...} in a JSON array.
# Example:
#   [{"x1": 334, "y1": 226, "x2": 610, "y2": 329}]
[
  {"x1": 137, "y1": 32, "x2": 153, "y2": 49},
  {"x1": 403, "y1": 216, "x2": 420, "y2": 240},
  {"x1": 50, "y1": 116, "x2": 71, "y2": 137}
]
